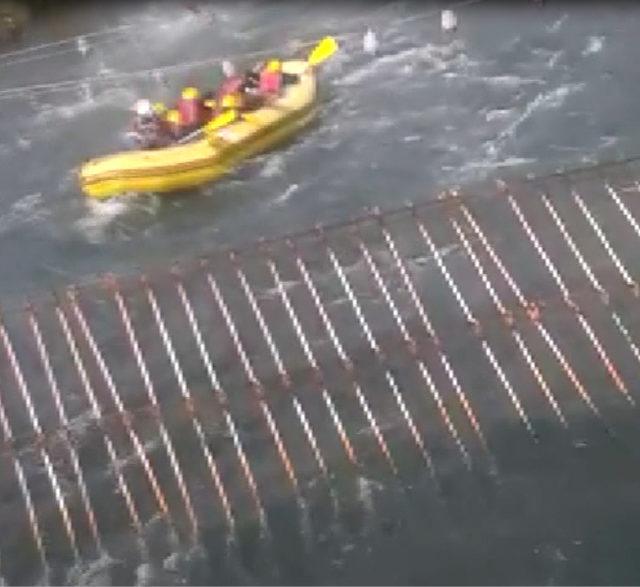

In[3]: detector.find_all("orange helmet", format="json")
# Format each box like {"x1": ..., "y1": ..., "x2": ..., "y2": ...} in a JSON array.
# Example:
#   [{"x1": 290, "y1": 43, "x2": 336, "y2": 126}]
[{"x1": 266, "y1": 59, "x2": 281, "y2": 73}]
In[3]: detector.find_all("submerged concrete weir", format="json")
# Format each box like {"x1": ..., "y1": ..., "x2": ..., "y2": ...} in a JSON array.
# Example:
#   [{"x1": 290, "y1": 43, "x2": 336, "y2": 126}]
[{"x1": 2, "y1": 158, "x2": 640, "y2": 583}]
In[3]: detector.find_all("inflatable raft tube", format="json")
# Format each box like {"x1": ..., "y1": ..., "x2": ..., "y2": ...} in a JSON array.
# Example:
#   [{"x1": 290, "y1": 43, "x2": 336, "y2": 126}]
[{"x1": 78, "y1": 60, "x2": 316, "y2": 199}]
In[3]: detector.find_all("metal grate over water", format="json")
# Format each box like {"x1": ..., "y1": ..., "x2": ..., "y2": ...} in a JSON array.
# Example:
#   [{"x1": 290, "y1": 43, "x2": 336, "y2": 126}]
[{"x1": 3, "y1": 160, "x2": 640, "y2": 583}]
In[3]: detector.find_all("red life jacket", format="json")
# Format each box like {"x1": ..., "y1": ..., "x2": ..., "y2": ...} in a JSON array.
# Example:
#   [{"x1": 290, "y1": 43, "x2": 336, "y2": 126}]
[
  {"x1": 178, "y1": 96, "x2": 204, "y2": 128},
  {"x1": 259, "y1": 70, "x2": 282, "y2": 94}
]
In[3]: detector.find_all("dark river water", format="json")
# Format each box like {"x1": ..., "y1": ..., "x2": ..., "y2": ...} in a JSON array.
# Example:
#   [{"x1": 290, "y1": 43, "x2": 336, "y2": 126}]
[
  {"x1": 0, "y1": 1, "x2": 638, "y2": 301},
  {"x1": 2, "y1": 1, "x2": 640, "y2": 585}
]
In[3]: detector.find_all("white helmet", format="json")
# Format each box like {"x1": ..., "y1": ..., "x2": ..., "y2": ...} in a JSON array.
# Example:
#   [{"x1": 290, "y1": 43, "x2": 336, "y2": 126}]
[
  {"x1": 134, "y1": 98, "x2": 153, "y2": 118},
  {"x1": 221, "y1": 60, "x2": 236, "y2": 78}
]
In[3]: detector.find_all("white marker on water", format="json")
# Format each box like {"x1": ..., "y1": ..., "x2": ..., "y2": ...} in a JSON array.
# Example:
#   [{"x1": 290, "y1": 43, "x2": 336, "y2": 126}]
[
  {"x1": 363, "y1": 28, "x2": 378, "y2": 55},
  {"x1": 76, "y1": 35, "x2": 89, "y2": 56},
  {"x1": 441, "y1": 9, "x2": 458, "y2": 33}
]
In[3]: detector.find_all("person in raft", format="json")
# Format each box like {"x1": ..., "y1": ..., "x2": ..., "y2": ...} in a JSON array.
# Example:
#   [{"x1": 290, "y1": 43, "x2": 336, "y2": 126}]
[{"x1": 128, "y1": 99, "x2": 171, "y2": 149}]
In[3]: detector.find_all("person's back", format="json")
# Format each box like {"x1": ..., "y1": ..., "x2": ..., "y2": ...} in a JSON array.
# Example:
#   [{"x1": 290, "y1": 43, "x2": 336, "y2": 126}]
[
  {"x1": 217, "y1": 75, "x2": 243, "y2": 100},
  {"x1": 215, "y1": 60, "x2": 244, "y2": 113}
]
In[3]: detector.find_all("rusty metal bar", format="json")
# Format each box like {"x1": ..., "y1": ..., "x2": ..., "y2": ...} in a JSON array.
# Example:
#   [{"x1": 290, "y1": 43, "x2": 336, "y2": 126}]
[
  {"x1": 572, "y1": 190, "x2": 637, "y2": 291},
  {"x1": 285, "y1": 239, "x2": 360, "y2": 466},
  {"x1": 25, "y1": 307, "x2": 103, "y2": 555},
  {"x1": 0, "y1": 387, "x2": 49, "y2": 581},
  {"x1": 506, "y1": 190, "x2": 634, "y2": 406},
  {"x1": 540, "y1": 193, "x2": 640, "y2": 371},
  {"x1": 172, "y1": 272, "x2": 273, "y2": 539},
  {"x1": 322, "y1": 236, "x2": 401, "y2": 476},
  {"x1": 65, "y1": 289, "x2": 174, "y2": 538},
  {"x1": 411, "y1": 209, "x2": 537, "y2": 439},
  {"x1": 197, "y1": 270, "x2": 303, "y2": 504},
  {"x1": 53, "y1": 302, "x2": 145, "y2": 541},
  {"x1": 231, "y1": 252, "x2": 330, "y2": 481},
  {"x1": 143, "y1": 277, "x2": 274, "y2": 537},
  {"x1": 108, "y1": 281, "x2": 203, "y2": 544},
  {"x1": 351, "y1": 228, "x2": 470, "y2": 468},
  {"x1": 456, "y1": 201, "x2": 604, "y2": 422},
  {"x1": 448, "y1": 218, "x2": 568, "y2": 428},
  {"x1": 374, "y1": 215, "x2": 491, "y2": 456},
  {"x1": 606, "y1": 183, "x2": 640, "y2": 244},
  {"x1": 0, "y1": 312, "x2": 80, "y2": 561}
]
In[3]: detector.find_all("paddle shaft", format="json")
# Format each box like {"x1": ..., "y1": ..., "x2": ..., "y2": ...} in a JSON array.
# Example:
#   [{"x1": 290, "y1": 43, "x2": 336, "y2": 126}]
[{"x1": 177, "y1": 127, "x2": 204, "y2": 144}]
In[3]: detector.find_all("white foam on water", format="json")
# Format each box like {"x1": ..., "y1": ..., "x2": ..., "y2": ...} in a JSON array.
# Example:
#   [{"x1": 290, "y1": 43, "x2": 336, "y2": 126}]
[
  {"x1": 65, "y1": 410, "x2": 98, "y2": 443},
  {"x1": 114, "y1": 437, "x2": 161, "y2": 469},
  {"x1": 135, "y1": 562, "x2": 155, "y2": 587},
  {"x1": 482, "y1": 74, "x2": 545, "y2": 88},
  {"x1": 32, "y1": 86, "x2": 137, "y2": 128},
  {"x1": 583, "y1": 35, "x2": 605, "y2": 56},
  {"x1": 444, "y1": 72, "x2": 545, "y2": 88},
  {"x1": 488, "y1": 83, "x2": 585, "y2": 152},
  {"x1": 356, "y1": 476, "x2": 376, "y2": 520},
  {"x1": 66, "y1": 551, "x2": 118, "y2": 586},
  {"x1": 337, "y1": 39, "x2": 467, "y2": 87},
  {"x1": 272, "y1": 183, "x2": 299, "y2": 206},
  {"x1": 531, "y1": 47, "x2": 564, "y2": 69},
  {"x1": 15, "y1": 135, "x2": 32, "y2": 150},
  {"x1": 461, "y1": 156, "x2": 537, "y2": 171},
  {"x1": 260, "y1": 154, "x2": 285, "y2": 178},
  {"x1": 546, "y1": 14, "x2": 568, "y2": 34},
  {"x1": 407, "y1": 244, "x2": 460, "y2": 271},
  {"x1": 547, "y1": 50, "x2": 564, "y2": 69},
  {"x1": 261, "y1": 275, "x2": 301, "y2": 301},
  {"x1": 486, "y1": 108, "x2": 515, "y2": 122},
  {"x1": 550, "y1": 144, "x2": 584, "y2": 153},
  {"x1": 0, "y1": 192, "x2": 48, "y2": 235},
  {"x1": 599, "y1": 135, "x2": 618, "y2": 148},
  {"x1": 160, "y1": 542, "x2": 205, "y2": 586},
  {"x1": 326, "y1": 295, "x2": 349, "y2": 309},
  {"x1": 74, "y1": 196, "x2": 136, "y2": 244}
]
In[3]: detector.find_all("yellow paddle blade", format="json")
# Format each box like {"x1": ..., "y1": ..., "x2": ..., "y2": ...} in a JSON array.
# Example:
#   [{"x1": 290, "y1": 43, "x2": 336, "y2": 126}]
[
  {"x1": 307, "y1": 36, "x2": 338, "y2": 67},
  {"x1": 204, "y1": 109, "x2": 237, "y2": 134}
]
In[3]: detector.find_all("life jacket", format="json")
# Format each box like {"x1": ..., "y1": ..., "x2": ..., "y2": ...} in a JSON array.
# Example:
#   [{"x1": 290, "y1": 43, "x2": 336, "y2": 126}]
[
  {"x1": 217, "y1": 75, "x2": 244, "y2": 102},
  {"x1": 177, "y1": 87, "x2": 204, "y2": 128},
  {"x1": 259, "y1": 70, "x2": 282, "y2": 95}
]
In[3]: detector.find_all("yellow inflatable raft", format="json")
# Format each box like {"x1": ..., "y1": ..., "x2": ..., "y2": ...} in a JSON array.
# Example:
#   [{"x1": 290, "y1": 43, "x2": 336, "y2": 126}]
[{"x1": 79, "y1": 60, "x2": 316, "y2": 199}]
